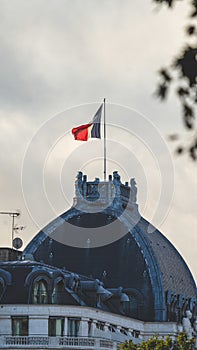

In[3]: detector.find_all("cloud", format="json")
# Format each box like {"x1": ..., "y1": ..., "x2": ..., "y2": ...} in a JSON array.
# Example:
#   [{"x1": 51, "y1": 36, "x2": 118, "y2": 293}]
[{"x1": 0, "y1": 0, "x2": 196, "y2": 282}]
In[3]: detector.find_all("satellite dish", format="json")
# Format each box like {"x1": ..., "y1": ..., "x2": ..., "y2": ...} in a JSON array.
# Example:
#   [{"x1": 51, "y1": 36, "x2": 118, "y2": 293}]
[{"x1": 13, "y1": 237, "x2": 23, "y2": 250}]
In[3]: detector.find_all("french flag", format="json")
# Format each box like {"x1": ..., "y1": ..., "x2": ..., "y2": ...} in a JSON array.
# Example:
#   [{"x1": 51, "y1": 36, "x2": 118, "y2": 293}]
[{"x1": 72, "y1": 105, "x2": 103, "y2": 141}]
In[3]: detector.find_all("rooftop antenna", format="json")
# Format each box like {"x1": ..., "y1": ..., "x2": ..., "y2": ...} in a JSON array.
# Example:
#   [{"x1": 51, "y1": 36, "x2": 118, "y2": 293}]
[{"x1": 0, "y1": 210, "x2": 22, "y2": 249}]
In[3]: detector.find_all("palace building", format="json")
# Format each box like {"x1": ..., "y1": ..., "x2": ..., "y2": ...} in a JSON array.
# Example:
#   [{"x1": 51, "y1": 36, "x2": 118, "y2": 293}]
[{"x1": 0, "y1": 171, "x2": 196, "y2": 349}]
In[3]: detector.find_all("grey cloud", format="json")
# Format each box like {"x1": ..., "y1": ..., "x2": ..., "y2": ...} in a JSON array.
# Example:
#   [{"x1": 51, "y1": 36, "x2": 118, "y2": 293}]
[{"x1": 0, "y1": 0, "x2": 196, "y2": 282}]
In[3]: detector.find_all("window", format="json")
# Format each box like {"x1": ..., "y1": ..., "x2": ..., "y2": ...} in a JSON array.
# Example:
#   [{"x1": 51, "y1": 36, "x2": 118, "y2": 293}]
[
  {"x1": 109, "y1": 324, "x2": 117, "y2": 333},
  {"x1": 88, "y1": 320, "x2": 92, "y2": 336},
  {"x1": 12, "y1": 317, "x2": 28, "y2": 336},
  {"x1": 52, "y1": 281, "x2": 65, "y2": 304},
  {"x1": 132, "y1": 330, "x2": 140, "y2": 338},
  {"x1": 33, "y1": 279, "x2": 48, "y2": 304},
  {"x1": 96, "y1": 321, "x2": 105, "y2": 331},
  {"x1": 120, "y1": 327, "x2": 129, "y2": 336},
  {"x1": 67, "y1": 318, "x2": 80, "y2": 337},
  {"x1": 48, "y1": 317, "x2": 64, "y2": 336}
]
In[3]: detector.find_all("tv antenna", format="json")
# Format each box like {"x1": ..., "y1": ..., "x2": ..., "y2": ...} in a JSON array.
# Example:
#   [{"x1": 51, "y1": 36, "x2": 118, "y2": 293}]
[{"x1": 0, "y1": 210, "x2": 24, "y2": 249}]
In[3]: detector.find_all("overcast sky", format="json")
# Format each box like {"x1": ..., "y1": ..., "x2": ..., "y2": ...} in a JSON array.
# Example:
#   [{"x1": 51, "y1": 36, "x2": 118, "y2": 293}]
[{"x1": 0, "y1": 0, "x2": 196, "y2": 281}]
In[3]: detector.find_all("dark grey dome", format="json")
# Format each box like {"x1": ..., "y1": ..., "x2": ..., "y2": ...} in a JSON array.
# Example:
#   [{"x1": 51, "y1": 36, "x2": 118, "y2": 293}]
[
  {"x1": 137, "y1": 218, "x2": 195, "y2": 297},
  {"x1": 23, "y1": 172, "x2": 196, "y2": 322}
]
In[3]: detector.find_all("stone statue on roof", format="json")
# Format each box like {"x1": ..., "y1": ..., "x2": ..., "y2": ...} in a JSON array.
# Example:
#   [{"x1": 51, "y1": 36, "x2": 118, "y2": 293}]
[{"x1": 182, "y1": 310, "x2": 194, "y2": 339}]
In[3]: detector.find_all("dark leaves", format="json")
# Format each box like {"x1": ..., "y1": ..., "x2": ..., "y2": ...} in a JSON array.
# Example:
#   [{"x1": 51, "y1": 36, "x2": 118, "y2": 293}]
[
  {"x1": 176, "y1": 146, "x2": 184, "y2": 154},
  {"x1": 190, "y1": 0, "x2": 197, "y2": 17},
  {"x1": 169, "y1": 132, "x2": 197, "y2": 161},
  {"x1": 190, "y1": 146, "x2": 197, "y2": 159},
  {"x1": 183, "y1": 103, "x2": 194, "y2": 129},
  {"x1": 154, "y1": 0, "x2": 197, "y2": 160},
  {"x1": 174, "y1": 139, "x2": 197, "y2": 161},
  {"x1": 189, "y1": 138, "x2": 197, "y2": 160},
  {"x1": 156, "y1": 83, "x2": 168, "y2": 99},
  {"x1": 177, "y1": 87, "x2": 189, "y2": 98},
  {"x1": 159, "y1": 69, "x2": 172, "y2": 82},
  {"x1": 194, "y1": 90, "x2": 197, "y2": 103},
  {"x1": 183, "y1": 103, "x2": 193, "y2": 117},
  {"x1": 164, "y1": 0, "x2": 174, "y2": 6},
  {"x1": 168, "y1": 134, "x2": 179, "y2": 141},
  {"x1": 160, "y1": 0, "x2": 197, "y2": 17},
  {"x1": 186, "y1": 25, "x2": 196, "y2": 35},
  {"x1": 152, "y1": 0, "x2": 176, "y2": 7},
  {"x1": 174, "y1": 46, "x2": 197, "y2": 87},
  {"x1": 155, "y1": 68, "x2": 172, "y2": 100}
]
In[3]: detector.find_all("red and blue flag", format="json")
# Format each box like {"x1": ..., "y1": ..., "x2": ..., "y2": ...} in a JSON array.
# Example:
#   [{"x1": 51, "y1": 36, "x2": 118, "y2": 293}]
[{"x1": 72, "y1": 105, "x2": 103, "y2": 141}]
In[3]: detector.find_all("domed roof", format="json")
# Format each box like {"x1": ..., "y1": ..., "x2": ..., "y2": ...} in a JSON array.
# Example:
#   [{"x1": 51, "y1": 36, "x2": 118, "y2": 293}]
[
  {"x1": 137, "y1": 218, "x2": 195, "y2": 297},
  {"x1": 23, "y1": 172, "x2": 196, "y2": 322}
]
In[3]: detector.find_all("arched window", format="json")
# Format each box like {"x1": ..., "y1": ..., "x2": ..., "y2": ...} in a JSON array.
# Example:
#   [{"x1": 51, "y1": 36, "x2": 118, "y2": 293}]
[
  {"x1": 33, "y1": 279, "x2": 48, "y2": 304},
  {"x1": 0, "y1": 269, "x2": 12, "y2": 301},
  {"x1": 52, "y1": 280, "x2": 65, "y2": 304},
  {"x1": 170, "y1": 295, "x2": 178, "y2": 322}
]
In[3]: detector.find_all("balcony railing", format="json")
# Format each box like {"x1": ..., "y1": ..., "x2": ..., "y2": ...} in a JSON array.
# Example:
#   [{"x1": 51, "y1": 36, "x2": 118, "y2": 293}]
[{"x1": 0, "y1": 336, "x2": 117, "y2": 349}]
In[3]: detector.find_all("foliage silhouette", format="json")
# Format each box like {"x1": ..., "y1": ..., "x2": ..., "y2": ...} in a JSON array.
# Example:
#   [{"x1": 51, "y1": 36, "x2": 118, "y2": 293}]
[{"x1": 153, "y1": 0, "x2": 197, "y2": 160}]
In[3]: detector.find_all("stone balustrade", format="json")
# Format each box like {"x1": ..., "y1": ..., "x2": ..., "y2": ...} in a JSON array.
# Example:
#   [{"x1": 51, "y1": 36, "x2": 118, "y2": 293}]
[{"x1": 0, "y1": 336, "x2": 117, "y2": 349}]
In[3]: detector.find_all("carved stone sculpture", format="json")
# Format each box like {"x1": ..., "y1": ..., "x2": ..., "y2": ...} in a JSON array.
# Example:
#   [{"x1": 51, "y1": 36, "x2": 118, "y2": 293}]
[{"x1": 182, "y1": 310, "x2": 194, "y2": 339}]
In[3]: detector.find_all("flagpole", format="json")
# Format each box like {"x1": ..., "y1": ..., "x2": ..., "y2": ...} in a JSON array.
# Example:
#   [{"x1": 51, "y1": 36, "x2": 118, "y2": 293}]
[{"x1": 103, "y1": 98, "x2": 106, "y2": 181}]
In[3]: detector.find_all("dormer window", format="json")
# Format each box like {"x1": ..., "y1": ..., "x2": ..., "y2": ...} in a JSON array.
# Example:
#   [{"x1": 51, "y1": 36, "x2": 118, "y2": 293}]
[{"x1": 33, "y1": 279, "x2": 48, "y2": 304}]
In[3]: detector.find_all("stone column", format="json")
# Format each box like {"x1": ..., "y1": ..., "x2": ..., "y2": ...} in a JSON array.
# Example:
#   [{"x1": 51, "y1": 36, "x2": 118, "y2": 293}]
[
  {"x1": 128, "y1": 328, "x2": 133, "y2": 337},
  {"x1": 104, "y1": 323, "x2": 110, "y2": 332},
  {"x1": 91, "y1": 319, "x2": 98, "y2": 337},
  {"x1": 117, "y1": 325, "x2": 122, "y2": 333},
  {"x1": 104, "y1": 323, "x2": 111, "y2": 340},
  {"x1": 63, "y1": 317, "x2": 68, "y2": 336}
]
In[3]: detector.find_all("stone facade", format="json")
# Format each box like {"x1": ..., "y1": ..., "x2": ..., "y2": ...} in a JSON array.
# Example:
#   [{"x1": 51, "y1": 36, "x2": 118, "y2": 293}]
[
  {"x1": 0, "y1": 305, "x2": 179, "y2": 349},
  {"x1": 0, "y1": 171, "x2": 196, "y2": 349}
]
